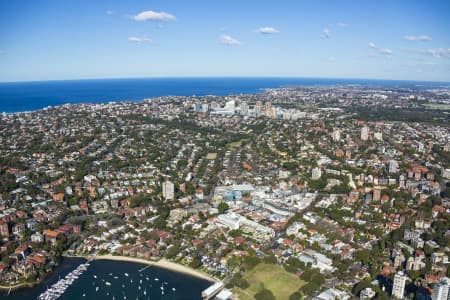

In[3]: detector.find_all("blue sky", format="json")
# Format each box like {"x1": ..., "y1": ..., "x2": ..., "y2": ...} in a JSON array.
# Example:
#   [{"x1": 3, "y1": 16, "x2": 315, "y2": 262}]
[{"x1": 1, "y1": 0, "x2": 449, "y2": 82}]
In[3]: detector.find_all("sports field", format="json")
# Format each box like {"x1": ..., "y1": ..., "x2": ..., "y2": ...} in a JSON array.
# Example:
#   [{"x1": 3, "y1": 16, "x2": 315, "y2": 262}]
[{"x1": 234, "y1": 263, "x2": 305, "y2": 299}]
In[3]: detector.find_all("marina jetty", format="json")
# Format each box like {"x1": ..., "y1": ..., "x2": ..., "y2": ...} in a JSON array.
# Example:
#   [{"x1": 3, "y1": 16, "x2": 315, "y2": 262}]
[{"x1": 37, "y1": 261, "x2": 90, "y2": 300}]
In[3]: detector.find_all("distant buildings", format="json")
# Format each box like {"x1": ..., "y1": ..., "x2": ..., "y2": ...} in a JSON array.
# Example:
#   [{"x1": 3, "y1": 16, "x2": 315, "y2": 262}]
[
  {"x1": 0, "y1": 221, "x2": 9, "y2": 237},
  {"x1": 374, "y1": 132, "x2": 383, "y2": 141},
  {"x1": 432, "y1": 277, "x2": 450, "y2": 300},
  {"x1": 30, "y1": 232, "x2": 44, "y2": 243},
  {"x1": 224, "y1": 100, "x2": 235, "y2": 113},
  {"x1": 298, "y1": 249, "x2": 336, "y2": 274},
  {"x1": 1, "y1": 83, "x2": 450, "y2": 294},
  {"x1": 194, "y1": 103, "x2": 203, "y2": 113},
  {"x1": 216, "y1": 213, "x2": 241, "y2": 230},
  {"x1": 332, "y1": 129, "x2": 341, "y2": 142},
  {"x1": 240, "y1": 102, "x2": 249, "y2": 115},
  {"x1": 442, "y1": 168, "x2": 450, "y2": 180},
  {"x1": 315, "y1": 288, "x2": 350, "y2": 300},
  {"x1": 372, "y1": 187, "x2": 381, "y2": 202},
  {"x1": 162, "y1": 180, "x2": 175, "y2": 200},
  {"x1": 389, "y1": 160, "x2": 399, "y2": 174},
  {"x1": 216, "y1": 212, "x2": 275, "y2": 241},
  {"x1": 286, "y1": 222, "x2": 306, "y2": 236},
  {"x1": 360, "y1": 287, "x2": 376, "y2": 299},
  {"x1": 392, "y1": 248, "x2": 405, "y2": 268},
  {"x1": 392, "y1": 271, "x2": 407, "y2": 299},
  {"x1": 210, "y1": 99, "x2": 236, "y2": 115},
  {"x1": 406, "y1": 252, "x2": 426, "y2": 271},
  {"x1": 255, "y1": 100, "x2": 263, "y2": 115},
  {"x1": 431, "y1": 252, "x2": 449, "y2": 265},
  {"x1": 361, "y1": 126, "x2": 369, "y2": 141},
  {"x1": 312, "y1": 167, "x2": 322, "y2": 180}
]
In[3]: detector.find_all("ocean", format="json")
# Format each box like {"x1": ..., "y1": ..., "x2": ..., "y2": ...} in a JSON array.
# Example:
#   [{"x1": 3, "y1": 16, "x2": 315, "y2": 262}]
[
  {"x1": 0, "y1": 258, "x2": 212, "y2": 300},
  {"x1": 0, "y1": 77, "x2": 448, "y2": 113}
]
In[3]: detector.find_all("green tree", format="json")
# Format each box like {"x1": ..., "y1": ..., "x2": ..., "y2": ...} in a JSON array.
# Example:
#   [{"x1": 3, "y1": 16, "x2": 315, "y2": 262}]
[
  {"x1": 289, "y1": 291, "x2": 302, "y2": 300},
  {"x1": 189, "y1": 257, "x2": 202, "y2": 269},
  {"x1": 218, "y1": 202, "x2": 229, "y2": 214},
  {"x1": 243, "y1": 256, "x2": 261, "y2": 271},
  {"x1": 300, "y1": 281, "x2": 320, "y2": 295},
  {"x1": 227, "y1": 273, "x2": 249, "y2": 289},
  {"x1": 352, "y1": 280, "x2": 370, "y2": 296},
  {"x1": 165, "y1": 245, "x2": 180, "y2": 259},
  {"x1": 375, "y1": 291, "x2": 390, "y2": 300},
  {"x1": 254, "y1": 288, "x2": 276, "y2": 300},
  {"x1": 263, "y1": 255, "x2": 277, "y2": 264},
  {"x1": 354, "y1": 249, "x2": 371, "y2": 264}
]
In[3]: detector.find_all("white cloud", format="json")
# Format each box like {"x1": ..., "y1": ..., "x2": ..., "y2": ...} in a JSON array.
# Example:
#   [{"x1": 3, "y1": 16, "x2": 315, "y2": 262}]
[
  {"x1": 320, "y1": 23, "x2": 348, "y2": 39},
  {"x1": 403, "y1": 35, "x2": 432, "y2": 42},
  {"x1": 403, "y1": 48, "x2": 450, "y2": 59},
  {"x1": 257, "y1": 27, "x2": 280, "y2": 34},
  {"x1": 427, "y1": 48, "x2": 450, "y2": 58},
  {"x1": 379, "y1": 48, "x2": 393, "y2": 55},
  {"x1": 132, "y1": 11, "x2": 176, "y2": 22},
  {"x1": 336, "y1": 22, "x2": 349, "y2": 27},
  {"x1": 368, "y1": 42, "x2": 377, "y2": 49},
  {"x1": 320, "y1": 28, "x2": 331, "y2": 39},
  {"x1": 105, "y1": 10, "x2": 114, "y2": 15},
  {"x1": 128, "y1": 36, "x2": 152, "y2": 44},
  {"x1": 368, "y1": 42, "x2": 392, "y2": 56},
  {"x1": 218, "y1": 35, "x2": 241, "y2": 45}
]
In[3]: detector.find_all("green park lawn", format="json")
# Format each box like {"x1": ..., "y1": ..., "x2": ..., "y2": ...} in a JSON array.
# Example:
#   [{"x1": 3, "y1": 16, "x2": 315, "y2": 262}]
[
  {"x1": 234, "y1": 263, "x2": 305, "y2": 300},
  {"x1": 226, "y1": 138, "x2": 249, "y2": 148}
]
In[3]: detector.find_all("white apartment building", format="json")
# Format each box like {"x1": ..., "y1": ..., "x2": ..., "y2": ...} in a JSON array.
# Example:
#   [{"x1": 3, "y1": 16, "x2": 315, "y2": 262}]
[
  {"x1": 392, "y1": 271, "x2": 407, "y2": 299},
  {"x1": 162, "y1": 180, "x2": 175, "y2": 200},
  {"x1": 361, "y1": 126, "x2": 369, "y2": 141},
  {"x1": 433, "y1": 277, "x2": 450, "y2": 300}
]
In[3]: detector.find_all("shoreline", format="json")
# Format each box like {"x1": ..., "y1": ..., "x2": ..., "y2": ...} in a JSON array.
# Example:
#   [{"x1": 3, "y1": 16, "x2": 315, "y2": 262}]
[
  {"x1": 0, "y1": 282, "x2": 36, "y2": 291},
  {"x1": 2, "y1": 77, "x2": 446, "y2": 115},
  {"x1": 0, "y1": 254, "x2": 216, "y2": 292},
  {"x1": 0, "y1": 257, "x2": 81, "y2": 291},
  {"x1": 93, "y1": 254, "x2": 217, "y2": 282}
]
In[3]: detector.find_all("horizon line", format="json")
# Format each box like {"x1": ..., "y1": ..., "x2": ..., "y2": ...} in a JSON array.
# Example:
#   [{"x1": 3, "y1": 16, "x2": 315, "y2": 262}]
[{"x1": 1, "y1": 75, "x2": 450, "y2": 85}]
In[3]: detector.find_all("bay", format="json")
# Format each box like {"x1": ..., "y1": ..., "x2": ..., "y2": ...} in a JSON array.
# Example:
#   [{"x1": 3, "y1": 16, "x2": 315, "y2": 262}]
[{"x1": 0, "y1": 258, "x2": 212, "y2": 300}]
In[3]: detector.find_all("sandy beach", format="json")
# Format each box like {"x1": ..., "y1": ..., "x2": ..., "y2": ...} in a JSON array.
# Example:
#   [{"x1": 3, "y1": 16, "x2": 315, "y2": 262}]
[{"x1": 93, "y1": 254, "x2": 217, "y2": 282}]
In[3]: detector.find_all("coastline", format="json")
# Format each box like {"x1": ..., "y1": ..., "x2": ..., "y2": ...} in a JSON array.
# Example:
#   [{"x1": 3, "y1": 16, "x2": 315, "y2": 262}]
[
  {"x1": 0, "y1": 282, "x2": 36, "y2": 291},
  {"x1": 0, "y1": 254, "x2": 216, "y2": 292},
  {"x1": 0, "y1": 257, "x2": 82, "y2": 291},
  {"x1": 2, "y1": 77, "x2": 445, "y2": 114},
  {"x1": 93, "y1": 254, "x2": 217, "y2": 282}
]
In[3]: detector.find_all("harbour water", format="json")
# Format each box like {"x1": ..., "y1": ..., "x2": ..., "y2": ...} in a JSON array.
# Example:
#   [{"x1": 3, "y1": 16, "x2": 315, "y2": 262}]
[
  {"x1": 0, "y1": 258, "x2": 212, "y2": 300},
  {"x1": 1, "y1": 77, "x2": 447, "y2": 113}
]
